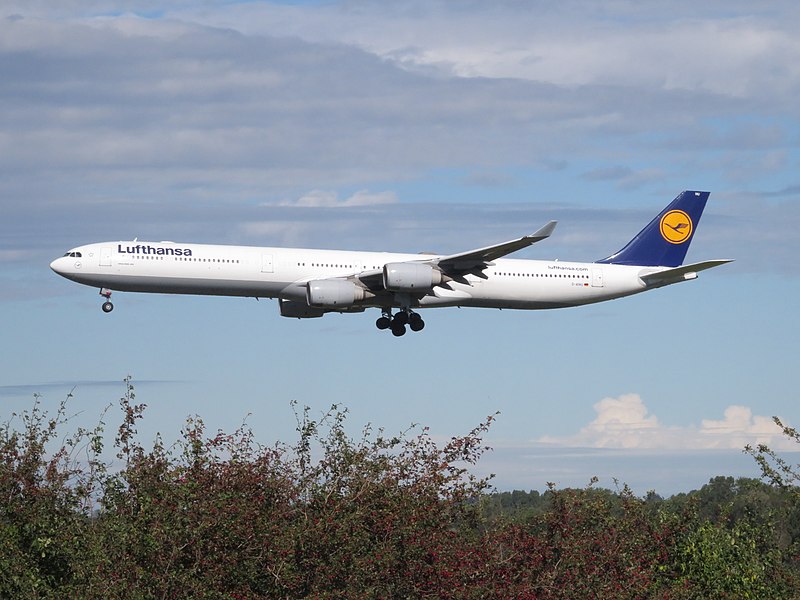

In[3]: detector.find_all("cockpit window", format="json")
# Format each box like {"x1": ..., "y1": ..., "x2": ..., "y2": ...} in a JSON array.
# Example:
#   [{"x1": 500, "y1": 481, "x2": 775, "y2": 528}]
[{"x1": 63, "y1": 251, "x2": 82, "y2": 258}]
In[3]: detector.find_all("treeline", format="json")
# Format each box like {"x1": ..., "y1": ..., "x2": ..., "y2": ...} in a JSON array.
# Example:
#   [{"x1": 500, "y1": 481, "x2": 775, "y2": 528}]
[
  {"x1": 2, "y1": 382, "x2": 799, "y2": 598},
  {"x1": 485, "y1": 476, "x2": 800, "y2": 538}
]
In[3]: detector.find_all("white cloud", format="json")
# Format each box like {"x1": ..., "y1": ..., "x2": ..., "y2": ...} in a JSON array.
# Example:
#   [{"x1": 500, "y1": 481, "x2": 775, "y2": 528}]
[
  {"x1": 0, "y1": 250, "x2": 27, "y2": 263},
  {"x1": 238, "y1": 220, "x2": 316, "y2": 247},
  {"x1": 699, "y1": 406, "x2": 783, "y2": 449},
  {"x1": 170, "y1": 1, "x2": 800, "y2": 99},
  {"x1": 538, "y1": 394, "x2": 794, "y2": 451},
  {"x1": 277, "y1": 190, "x2": 398, "y2": 208}
]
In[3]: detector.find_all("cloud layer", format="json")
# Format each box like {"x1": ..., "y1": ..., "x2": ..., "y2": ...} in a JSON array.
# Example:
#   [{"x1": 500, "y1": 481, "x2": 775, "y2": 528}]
[
  {"x1": 538, "y1": 393, "x2": 793, "y2": 451},
  {"x1": 1, "y1": 2, "x2": 799, "y2": 276},
  {"x1": 182, "y1": 1, "x2": 800, "y2": 100}
]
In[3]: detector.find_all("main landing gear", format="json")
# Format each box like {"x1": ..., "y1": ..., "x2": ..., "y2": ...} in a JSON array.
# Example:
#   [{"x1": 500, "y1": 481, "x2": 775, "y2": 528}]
[
  {"x1": 100, "y1": 288, "x2": 114, "y2": 313},
  {"x1": 376, "y1": 308, "x2": 425, "y2": 337}
]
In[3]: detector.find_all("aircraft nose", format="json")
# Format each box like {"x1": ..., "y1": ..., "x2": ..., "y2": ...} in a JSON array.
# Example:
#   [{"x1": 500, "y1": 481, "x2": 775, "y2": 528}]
[{"x1": 50, "y1": 257, "x2": 67, "y2": 274}]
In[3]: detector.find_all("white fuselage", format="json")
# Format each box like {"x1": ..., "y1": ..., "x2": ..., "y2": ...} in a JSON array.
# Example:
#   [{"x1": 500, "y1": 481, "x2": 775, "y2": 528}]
[{"x1": 50, "y1": 240, "x2": 652, "y2": 311}]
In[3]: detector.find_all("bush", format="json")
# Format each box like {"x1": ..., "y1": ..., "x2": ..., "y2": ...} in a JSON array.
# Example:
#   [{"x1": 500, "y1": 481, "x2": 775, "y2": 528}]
[
  {"x1": 0, "y1": 394, "x2": 100, "y2": 596},
  {"x1": 2, "y1": 380, "x2": 799, "y2": 598}
]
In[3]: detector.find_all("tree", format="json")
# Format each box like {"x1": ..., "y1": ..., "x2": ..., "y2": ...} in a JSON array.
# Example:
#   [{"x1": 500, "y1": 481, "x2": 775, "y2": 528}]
[{"x1": 746, "y1": 417, "x2": 800, "y2": 489}]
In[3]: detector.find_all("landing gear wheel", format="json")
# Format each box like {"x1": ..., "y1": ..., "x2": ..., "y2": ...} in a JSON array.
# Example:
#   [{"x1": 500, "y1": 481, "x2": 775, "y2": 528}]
[
  {"x1": 391, "y1": 322, "x2": 406, "y2": 337},
  {"x1": 394, "y1": 311, "x2": 409, "y2": 326},
  {"x1": 99, "y1": 288, "x2": 113, "y2": 313},
  {"x1": 376, "y1": 316, "x2": 391, "y2": 330},
  {"x1": 409, "y1": 314, "x2": 425, "y2": 332}
]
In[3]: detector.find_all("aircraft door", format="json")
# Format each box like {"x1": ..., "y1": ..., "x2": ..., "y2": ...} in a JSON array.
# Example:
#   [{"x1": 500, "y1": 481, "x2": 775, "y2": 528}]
[
  {"x1": 592, "y1": 267, "x2": 604, "y2": 287},
  {"x1": 100, "y1": 247, "x2": 112, "y2": 267},
  {"x1": 261, "y1": 254, "x2": 274, "y2": 273}
]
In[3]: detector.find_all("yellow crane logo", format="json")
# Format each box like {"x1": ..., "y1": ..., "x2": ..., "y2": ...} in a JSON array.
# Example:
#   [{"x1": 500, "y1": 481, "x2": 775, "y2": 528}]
[{"x1": 660, "y1": 210, "x2": 693, "y2": 244}]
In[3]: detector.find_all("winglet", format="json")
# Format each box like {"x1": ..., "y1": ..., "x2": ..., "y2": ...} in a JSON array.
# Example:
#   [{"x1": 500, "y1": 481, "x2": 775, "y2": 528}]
[{"x1": 530, "y1": 220, "x2": 558, "y2": 242}]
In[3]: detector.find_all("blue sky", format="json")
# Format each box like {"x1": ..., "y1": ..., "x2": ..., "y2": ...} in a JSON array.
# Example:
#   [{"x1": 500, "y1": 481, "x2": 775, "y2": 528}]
[{"x1": 2, "y1": 0, "x2": 799, "y2": 495}]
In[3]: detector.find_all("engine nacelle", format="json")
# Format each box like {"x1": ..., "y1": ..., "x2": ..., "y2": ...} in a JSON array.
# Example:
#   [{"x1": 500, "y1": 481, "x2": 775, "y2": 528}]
[
  {"x1": 306, "y1": 279, "x2": 366, "y2": 308},
  {"x1": 383, "y1": 263, "x2": 442, "y2": 292},
  {"x1": 279, "y1": 299, "x2": 326, "y2": 319}
]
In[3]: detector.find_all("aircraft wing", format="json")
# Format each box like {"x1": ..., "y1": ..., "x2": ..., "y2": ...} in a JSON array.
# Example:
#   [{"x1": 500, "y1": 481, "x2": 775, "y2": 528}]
[
  {"x1": 639, "y1": 259, "x2": 733, "y2": 287},
  {"x1": 433, "y1": 221, "x2": 557, "y2": 277},
  {"x1": 345, "y1": 220, "x2": 557, "y2": 291}
]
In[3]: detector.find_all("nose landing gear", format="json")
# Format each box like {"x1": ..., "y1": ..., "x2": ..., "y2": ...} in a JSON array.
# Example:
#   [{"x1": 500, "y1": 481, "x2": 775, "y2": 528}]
[
  {"x1": 375, "y1": 308, "x2": 425, "y2": 336},
  {"x1": 100, "y1": 288, "x2": 114, "y2": 313}
]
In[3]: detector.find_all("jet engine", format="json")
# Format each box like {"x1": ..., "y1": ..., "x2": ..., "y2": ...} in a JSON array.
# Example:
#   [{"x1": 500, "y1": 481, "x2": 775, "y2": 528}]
[
  {"x1": 279, "y1": 299, "x2": 326, "y2": 319},
  {"x1": 306, "y1": 279, "x2": 366, "y2": 308},
  {"x1": 382, "y1": 263, "x2": 442, "y2": 292}
]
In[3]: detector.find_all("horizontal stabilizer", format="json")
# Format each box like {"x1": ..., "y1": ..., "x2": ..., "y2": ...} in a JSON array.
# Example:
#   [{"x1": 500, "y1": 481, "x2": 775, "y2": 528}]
[{"x1": 639, "y1": 259, "x2": 733, "y2": 286}]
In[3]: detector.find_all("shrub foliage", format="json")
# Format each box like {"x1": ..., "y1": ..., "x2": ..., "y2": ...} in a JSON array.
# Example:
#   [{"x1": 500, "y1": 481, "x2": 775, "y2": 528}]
[{"x1": 2, "y1": 380, "x2": 799, "y2": 598}]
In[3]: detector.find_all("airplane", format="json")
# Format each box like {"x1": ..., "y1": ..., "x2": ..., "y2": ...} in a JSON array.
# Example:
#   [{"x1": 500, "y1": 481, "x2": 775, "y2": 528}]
[{"x1": 50, "y1": 190, "x2": 731, "y2": 336}]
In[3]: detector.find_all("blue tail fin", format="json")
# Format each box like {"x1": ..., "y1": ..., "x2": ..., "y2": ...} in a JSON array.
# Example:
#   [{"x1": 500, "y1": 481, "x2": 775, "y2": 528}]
[{"x1": 596, "y1": 191, "x2": 710, "y2": 267}]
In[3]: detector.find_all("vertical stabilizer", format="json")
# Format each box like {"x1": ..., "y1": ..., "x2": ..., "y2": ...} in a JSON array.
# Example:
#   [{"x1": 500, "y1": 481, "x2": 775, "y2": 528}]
[{"x1": 596, "y1": 191, "x2": 710, "y2": 267}]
